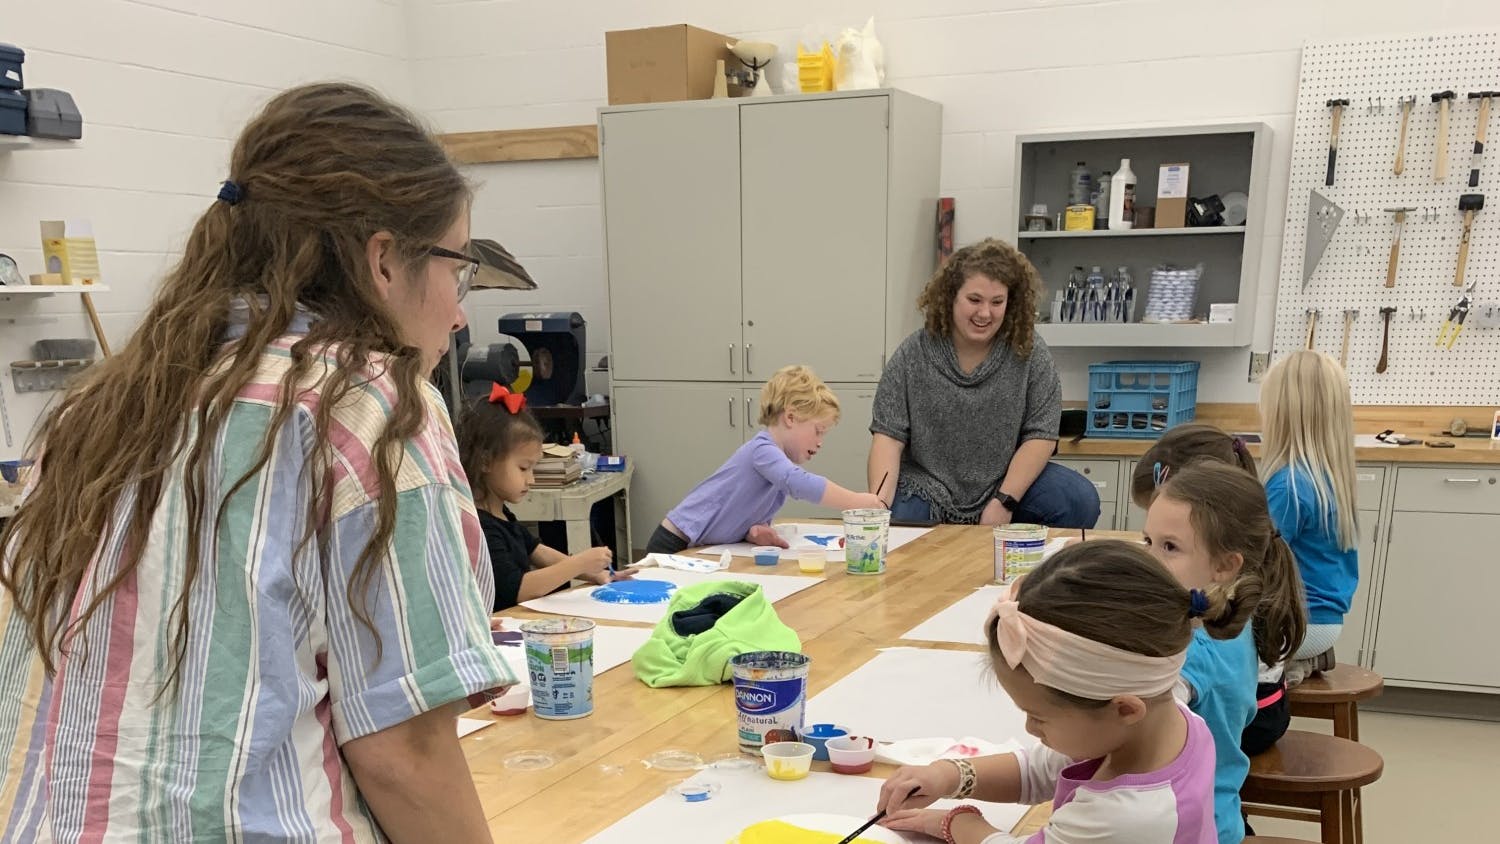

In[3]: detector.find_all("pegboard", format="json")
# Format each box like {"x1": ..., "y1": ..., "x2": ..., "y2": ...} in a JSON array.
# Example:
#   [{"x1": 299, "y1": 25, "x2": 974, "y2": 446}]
[{"x1": 1275, "y1": 31, "x2": 1500, "y2": 404}]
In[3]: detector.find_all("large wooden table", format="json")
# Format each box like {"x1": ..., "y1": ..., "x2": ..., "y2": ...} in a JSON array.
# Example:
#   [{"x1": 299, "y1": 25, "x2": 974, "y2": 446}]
[{"x1": 462, "y1": 525, "x2": 1115, "y2": 841}]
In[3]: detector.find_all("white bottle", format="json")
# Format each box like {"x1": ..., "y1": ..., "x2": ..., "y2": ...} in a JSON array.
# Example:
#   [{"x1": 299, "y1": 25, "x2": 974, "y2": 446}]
[{"x1": 1108, "y1": 158, "x2": 1137, "y2": 230}]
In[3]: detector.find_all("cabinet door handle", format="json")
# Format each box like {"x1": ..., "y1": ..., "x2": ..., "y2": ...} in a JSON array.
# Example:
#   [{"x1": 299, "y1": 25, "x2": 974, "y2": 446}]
[
  {"x1": 745, "y1": 397, "x2": 753, "y2": 428},
  {"x1": 729, "y1": 344, "x2": 736, "y2": 375},
  {"x1": 745, "y1": 343, "x2": 753, "y2": 374},
  {"x1": 728, "y1": 396, "x2": 735, "y2": 428},
  {"x1": 1443, "y1": 477, "x2": 1481, "y2": 484}
]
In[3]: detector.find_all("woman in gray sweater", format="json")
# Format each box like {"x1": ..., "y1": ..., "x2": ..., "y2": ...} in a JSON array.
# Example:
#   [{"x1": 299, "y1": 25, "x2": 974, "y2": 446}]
[{"x1": 867, "y1": 239, "x2": 1100, "y2": 527}]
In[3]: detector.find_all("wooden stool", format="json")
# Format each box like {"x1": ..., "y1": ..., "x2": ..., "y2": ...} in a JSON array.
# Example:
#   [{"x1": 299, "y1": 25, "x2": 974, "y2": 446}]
[
  {"x1": 1242, "y1": 730, "x2": 1383, "y2": 844},
  {"x1": 1288, "y1": 664, "x2": 1384, "y2": 741}
]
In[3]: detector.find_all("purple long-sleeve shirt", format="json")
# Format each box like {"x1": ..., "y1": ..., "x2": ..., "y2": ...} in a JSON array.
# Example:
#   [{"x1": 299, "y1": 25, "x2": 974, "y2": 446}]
[{"x1": 665, "y1": 430, "x2": 828, "y2": 546}]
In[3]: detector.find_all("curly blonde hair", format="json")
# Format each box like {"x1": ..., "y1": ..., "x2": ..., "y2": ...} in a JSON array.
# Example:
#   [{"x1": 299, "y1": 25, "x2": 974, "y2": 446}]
[
  {"x1": 917, "y1": 238, "x2": 1040, "y2": 358},
  {"x1": 758, "y1": 365, "x2": 841, "y2": 427}
]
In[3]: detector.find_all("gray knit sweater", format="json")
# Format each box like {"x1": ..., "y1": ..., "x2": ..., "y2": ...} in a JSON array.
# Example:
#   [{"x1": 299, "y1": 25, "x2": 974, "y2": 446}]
[{"x1": 871, "y1": 329, "x2": 1061, "y2": 523}]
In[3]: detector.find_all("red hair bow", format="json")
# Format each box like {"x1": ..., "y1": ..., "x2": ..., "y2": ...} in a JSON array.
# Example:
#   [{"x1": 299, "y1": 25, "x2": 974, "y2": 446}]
[{"x1": 489, "y1": 383, "x2": 527, "y2": 414}]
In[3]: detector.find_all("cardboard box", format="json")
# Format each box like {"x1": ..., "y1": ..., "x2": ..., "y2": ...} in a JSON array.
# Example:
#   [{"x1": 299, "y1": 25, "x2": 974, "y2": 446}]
[
  {"x1": 1156, "y1": 163, "x2": 1190, "y2": 228},
  {"x1": 605, "y1": 25, "x2": 744, "y2": 105}
]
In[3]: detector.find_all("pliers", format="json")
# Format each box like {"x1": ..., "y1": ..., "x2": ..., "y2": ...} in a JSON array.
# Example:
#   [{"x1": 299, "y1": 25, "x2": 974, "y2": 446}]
[{"x1": 1437, "y1": 292, "x2": 1472, "y2": 349}]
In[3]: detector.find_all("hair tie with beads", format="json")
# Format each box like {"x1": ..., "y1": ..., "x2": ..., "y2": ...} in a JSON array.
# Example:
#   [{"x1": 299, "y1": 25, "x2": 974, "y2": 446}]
[
  {"x1": 1187, "y1": 588, "x2": 1210, "y2": 619},
  {"x1": 217, "y1": 180, "x2": 243, "y2": 206}
]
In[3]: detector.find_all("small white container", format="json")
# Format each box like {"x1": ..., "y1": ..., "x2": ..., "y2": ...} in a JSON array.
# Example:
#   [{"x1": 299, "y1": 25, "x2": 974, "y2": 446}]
[{"x1": 761, "y1": 742, "x2": 815, "y2": 781}]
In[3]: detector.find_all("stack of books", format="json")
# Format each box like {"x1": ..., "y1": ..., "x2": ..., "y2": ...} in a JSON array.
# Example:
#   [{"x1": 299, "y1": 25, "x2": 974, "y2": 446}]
[{"x1": 533, "y1": 444, "x2": 583, "y2": 488}]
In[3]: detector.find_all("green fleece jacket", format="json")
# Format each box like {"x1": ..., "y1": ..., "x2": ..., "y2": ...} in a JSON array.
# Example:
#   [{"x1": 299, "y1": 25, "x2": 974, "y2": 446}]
[{"x1": 631, "y1": 580, "x2": 801, "y2": 688}]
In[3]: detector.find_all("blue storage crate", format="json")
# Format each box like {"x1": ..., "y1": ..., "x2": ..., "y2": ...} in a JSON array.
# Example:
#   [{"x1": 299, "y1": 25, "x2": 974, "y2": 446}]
[{"x1": 1085, "y1": 361, "x2": 1199, "y2": 439}]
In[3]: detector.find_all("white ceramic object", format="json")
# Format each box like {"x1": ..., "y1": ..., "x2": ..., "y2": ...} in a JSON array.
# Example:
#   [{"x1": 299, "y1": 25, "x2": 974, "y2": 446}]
[{"x1": 730, "y1": 41, "x2": 778, "y2": 97}]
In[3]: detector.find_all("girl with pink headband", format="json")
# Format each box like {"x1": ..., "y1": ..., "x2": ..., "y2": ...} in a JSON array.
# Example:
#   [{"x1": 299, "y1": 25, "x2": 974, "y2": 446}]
[{"x1": 876, "y1": 540, "x2": 1249, "y2": 844}]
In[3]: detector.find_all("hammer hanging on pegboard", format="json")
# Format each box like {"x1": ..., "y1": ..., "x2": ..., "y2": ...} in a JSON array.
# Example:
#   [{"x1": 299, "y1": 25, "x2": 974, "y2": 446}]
[
  {"x1": 1376, "y1": 307, "x2": 1396, "y2": 374},
  {"x1": 1339, "y1": 309, "x2": 1358, "y2": 369},
  {"x1": 1453, "y1": 193, "x2": 1484, "y2": 287},
  {"x1": 1325, "y1": 99, "x2": 1350, "y2": 186},
  {"x1": 1467, "y1": 91, "x2": 1497, "y2": 187},
  {"x1": 1304, "y1": 308, "x2": 1321, "y2": 350},
  {"x1": 1433, "y1": 90, "x2": 1457, "y2": 181}
]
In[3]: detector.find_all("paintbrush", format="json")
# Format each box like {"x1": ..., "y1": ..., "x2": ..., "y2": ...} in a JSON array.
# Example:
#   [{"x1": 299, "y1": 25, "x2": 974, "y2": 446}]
[
  {"x1": 874, "y1": 471, "x2": 890, "y2": 502},
  {"x1": 835, "y1": 786, "x2": 920, "y2": 844}
]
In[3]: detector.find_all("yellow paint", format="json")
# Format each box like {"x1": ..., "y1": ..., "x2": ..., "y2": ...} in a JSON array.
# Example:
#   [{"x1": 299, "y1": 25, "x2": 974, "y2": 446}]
[
  {"x1": 731, "y1": 820, "x2": 880, "y2": 843},
  {"x1": 766, "y1": 760, "x2": 808, "y2": 781}
]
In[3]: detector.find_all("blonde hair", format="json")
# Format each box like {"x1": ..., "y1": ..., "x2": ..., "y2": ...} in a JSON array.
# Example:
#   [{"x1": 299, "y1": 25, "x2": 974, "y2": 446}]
[
  {"x1": 1259, "y1": 350, "x2": 1358, "y2": 551},
  {"x1": 758, "y1": 365, "x2": 840, "y2": 427}
]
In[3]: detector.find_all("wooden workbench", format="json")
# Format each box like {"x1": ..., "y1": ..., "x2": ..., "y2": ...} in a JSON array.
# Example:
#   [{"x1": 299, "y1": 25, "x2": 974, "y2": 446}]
[{"x1": 462, "y1": 525, "x2": 1085, "y2": 841}]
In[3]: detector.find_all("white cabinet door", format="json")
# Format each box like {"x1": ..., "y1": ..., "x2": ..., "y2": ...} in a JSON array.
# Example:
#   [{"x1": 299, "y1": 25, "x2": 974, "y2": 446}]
[
  {"x1": 761, "y1": 386, "x2": 876, "y2": 520},
  {"x1": 612, "y1": 384, "x2": 744, "y2": 547},
  {"x1": 1335, "y1": 510, "x2": 1379, "y2": 665},
  {"x1": 1373, "y1": 511, "x2": 1500, "y2": 689},
  {"x1": 740, "y1": 96, "x2": 889, "y2": 382},
  {"x1": 1051, "y1": 458, "x2": 1119, "y2": 532},
  {"x1": 602, "y1": 107, "x2": 743, "y2": 381}
]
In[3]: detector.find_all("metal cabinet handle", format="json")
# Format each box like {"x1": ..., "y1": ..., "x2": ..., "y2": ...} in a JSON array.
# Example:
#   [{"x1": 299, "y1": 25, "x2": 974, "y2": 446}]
[
  {"x1": 745, "y1": 343, "x2": 753, "y2": 374},
  {"x1": 1443, "y1": 477, "x2": 1481, "y2": 484},
  {"x1": 729, "y1": 396, "x2": 735, "y2": 427},
  {"x1": 729, "y1": 344, "x2": 736, "y2": 375},
  {"x1": 746, "y1": 397, "x2": 753, "y2": 428}
]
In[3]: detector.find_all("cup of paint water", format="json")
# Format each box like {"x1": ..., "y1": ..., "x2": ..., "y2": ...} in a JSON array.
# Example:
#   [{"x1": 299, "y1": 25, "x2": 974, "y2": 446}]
[
  {"x1": 752, "y1": 546, "x2": 783, "y2": 566},
  {"x1": 761, "y1": 741, "x2": 815, "y2": 781},
  {"x1": 993, "y1": 523, "x2": 1049, "y2": 583},
  {"x1": 796, "y1": 548, "x2": 825, "y2": 574},
  {"x1": 842, "y1": 508, "x2": 890, "y2": 575},
  {"x1": 775, "y1": 523, "x2": 799, "y2": 545},
  {"x1": 826, "y1": 735, "x2": 878, "y2": 775},
  {"x1": 730, "y1": 651, "x2": 811, "y2": 752},
  {"x1": 520, "y1": 617, "x2": 595, "y2": 721}
]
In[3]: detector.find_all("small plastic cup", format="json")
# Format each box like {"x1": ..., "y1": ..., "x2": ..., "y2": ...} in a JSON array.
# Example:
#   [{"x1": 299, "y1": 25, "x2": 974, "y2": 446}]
[
  {"x1": 752, "y1": 546, "x2": 782, "y2": 566},
  {"x1": 761, "y1": 741, "x2": 815, "y2": 781},
  {"x1": 797, "y1": 549, "x2": 826, "y2": 574},
  {"x1": 487, "y1": 684, "x2": 530, "y2": 716},
  {"x1": 775, "y1": 523, "x2": 799, "y2": 545},
  {"x1": 800, "y1": 723, "x2": 848, "y2": 761},
  {"x1": 826, "y1": 735, "x2": 877, "y2": 775}
]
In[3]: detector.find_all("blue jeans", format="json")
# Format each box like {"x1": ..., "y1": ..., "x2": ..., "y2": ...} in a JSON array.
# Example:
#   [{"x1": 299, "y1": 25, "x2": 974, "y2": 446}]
[{"x1": 890, "y1": 462, "x2": 1102, "y2": 529}]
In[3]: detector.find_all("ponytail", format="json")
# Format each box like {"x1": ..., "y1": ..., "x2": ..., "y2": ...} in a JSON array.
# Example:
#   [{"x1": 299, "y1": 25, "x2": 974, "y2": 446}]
[
  {"x1": 1196, "y1": 577, "x2": 1258, "y2": 643},
  {"x1": 1252, "y1": 534, "x2": 1308, "y2": 666}
]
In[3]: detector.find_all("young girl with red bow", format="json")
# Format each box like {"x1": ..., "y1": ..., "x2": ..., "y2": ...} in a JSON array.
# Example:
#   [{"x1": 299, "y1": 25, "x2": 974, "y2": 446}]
[{"x1": 459, "y1": 383, "x2": 627, "y2": 611}]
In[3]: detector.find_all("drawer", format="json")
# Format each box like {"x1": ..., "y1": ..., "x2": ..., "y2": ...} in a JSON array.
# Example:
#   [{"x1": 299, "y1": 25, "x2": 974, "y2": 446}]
[
  {"x1": 1052, "y1": 458, "x2": 1119, "y2": 503},
  {"x1": 1393, "y1": 466, "x2": 1500, "y2": 515},
  {"x1": 1355, "y1": 465, "x2": 1385, "y2": 510}
]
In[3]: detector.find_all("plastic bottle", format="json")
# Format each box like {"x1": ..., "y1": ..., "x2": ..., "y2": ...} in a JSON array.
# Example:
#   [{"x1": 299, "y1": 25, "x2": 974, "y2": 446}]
[
  {"x1": 1109, "y1": 158, "x2": 1137, "y2": 230},
  {"x1": 1093, "y1": 171, "x2": 1111, "y2": 230},
  {"x1": 1068, "y1": 162, "x2": 1093, "y2": 206},
  {"x1": 570, "y1": 432, "x2": 586, "y2": 458},
  {"x1": 1085, "y1": 266, "x2": 1106, "y2": 322}
]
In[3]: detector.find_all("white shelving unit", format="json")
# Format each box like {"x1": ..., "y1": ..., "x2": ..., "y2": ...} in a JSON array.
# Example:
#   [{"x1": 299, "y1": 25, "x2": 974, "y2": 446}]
[
  {"x1": 1018, "y1": 226, "x2": 1247, "y2": 240},
  {"x1": 1013, "y1": 122, "x2": 1272, "y2": 348},
  {"x1": 0, "y1": 284, "x2": 110, "y2": 301},
  {"x1": 0, "y1": 136, "x2": 78, "y2": 152}
]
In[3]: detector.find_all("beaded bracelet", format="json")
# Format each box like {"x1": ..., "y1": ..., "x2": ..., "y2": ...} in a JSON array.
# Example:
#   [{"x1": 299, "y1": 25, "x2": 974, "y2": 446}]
[
  {"x1": 942, "y1": 757, "x2": 978, "y2": 799},
  {"x1": 941, "y1": 804, "x2": 983, "y2": 844}
]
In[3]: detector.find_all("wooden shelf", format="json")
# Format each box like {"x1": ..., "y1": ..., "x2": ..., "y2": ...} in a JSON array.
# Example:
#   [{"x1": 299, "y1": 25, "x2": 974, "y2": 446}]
[
  {"x1": 438, "y1": 125, "x2": 597, "y2": 164},
  {"x1": 1019, "y1": 226, "x2": 1247, "y2": 240},
  {"x1": 1037, "y1": 321, "x2": 1243, "y2": 347},
  {"x1": 0, "y1": 136, "x2": 79, "y2": 152}
]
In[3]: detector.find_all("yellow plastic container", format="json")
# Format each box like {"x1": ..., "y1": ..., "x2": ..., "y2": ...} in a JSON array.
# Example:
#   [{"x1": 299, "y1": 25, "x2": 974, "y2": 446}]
[{"x1": 797, "y1": 43, "x2": 836, "y2": 93}]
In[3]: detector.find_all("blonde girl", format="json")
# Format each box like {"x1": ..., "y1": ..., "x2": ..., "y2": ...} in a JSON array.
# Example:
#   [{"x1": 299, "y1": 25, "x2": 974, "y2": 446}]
[{"x1": 1259, "y1": 350, "x2": 1359, "y2": 682}]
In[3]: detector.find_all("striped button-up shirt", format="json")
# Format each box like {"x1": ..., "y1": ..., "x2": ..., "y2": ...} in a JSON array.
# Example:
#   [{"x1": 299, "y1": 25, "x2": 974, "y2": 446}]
[{"x1": 0, "y1": 336, "x2": 514, "y2": 842}]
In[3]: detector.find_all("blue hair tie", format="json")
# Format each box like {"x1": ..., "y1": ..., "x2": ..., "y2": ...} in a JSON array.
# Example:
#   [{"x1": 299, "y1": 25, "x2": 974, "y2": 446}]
[
  {"x1": 217, "y1": 180, "x2": 243, "y2": 206},
  {"x1": 1188, "y1": 588, "x2": 1210, "y2": 619}
]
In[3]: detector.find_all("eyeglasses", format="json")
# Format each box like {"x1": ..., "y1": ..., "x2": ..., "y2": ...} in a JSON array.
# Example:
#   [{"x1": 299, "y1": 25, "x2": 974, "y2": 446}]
[{"x1": 428, "y1": 245, "x2": 481, "y2": 301}]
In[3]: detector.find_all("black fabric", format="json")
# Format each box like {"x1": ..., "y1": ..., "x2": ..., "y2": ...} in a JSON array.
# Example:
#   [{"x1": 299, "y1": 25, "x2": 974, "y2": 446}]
[
  {"x1": 1240, "y1": 679, "x2": 1291, "y2": 757},
  {"x1": 479, "y1": 507, "x2": 540, "y2": 612},
  {"x1": 670, "y1": 593, "x2": 746, "y2": 637},
  {"x1": 645, "y1": 524, "x2": 690, "y2": 555}
]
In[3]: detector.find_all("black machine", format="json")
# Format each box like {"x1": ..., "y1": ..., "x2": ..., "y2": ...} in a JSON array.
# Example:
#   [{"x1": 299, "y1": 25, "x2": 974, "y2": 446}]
[{"x1": 441, "y1": 312, "x2": 588, "y2": 412}]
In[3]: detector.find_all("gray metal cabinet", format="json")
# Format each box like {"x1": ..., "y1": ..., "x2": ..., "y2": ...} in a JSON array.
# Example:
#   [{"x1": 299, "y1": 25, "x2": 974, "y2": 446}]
[
  {"x1": 1373, "y1": 510, "x2": 1500, "y2": 689},
  {"x1": 611, "y1": 384, "x2": 743, "y2": 543},
  {"x1": 601, "y1": 107, "x2": 742, "y2": 381},
  {"x1": 1337, "y1": 465, "x2": 1385, "y2": 665},
  {"x1": 740, "y1": 97, "x2": 889, "y2": 382},
  {"x1": 1052, "y1": 458, "x2": 1119, "y2": 530}
]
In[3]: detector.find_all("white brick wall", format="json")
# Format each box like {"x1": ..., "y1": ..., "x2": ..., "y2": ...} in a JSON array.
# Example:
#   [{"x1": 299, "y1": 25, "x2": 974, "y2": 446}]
[
  {"x1": 0, "y1": 0, "x2": 410, "y2": 460},
  {"x1": 406, "y1": 0, "x2": 1500, "y2": 405},
  {"x1": 6, "y1": 2, "x2": 1500, "y2": 458}
]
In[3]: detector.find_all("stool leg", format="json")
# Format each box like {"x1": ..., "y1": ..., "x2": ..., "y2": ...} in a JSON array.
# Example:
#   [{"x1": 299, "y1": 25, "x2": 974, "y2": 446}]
[
  {"x1": 1321, "y1": 790, "x2": 1343, "y2": 844},
  {"x1": 1353, "y1": 787, "x2": 1364, "y2": 844},
  {"x1": 1333, "y1": 703, "x2": 1354, "y2": 740},
  {"x1": 1349, "y1": 704, "x2": 1361, "y2": 743}
]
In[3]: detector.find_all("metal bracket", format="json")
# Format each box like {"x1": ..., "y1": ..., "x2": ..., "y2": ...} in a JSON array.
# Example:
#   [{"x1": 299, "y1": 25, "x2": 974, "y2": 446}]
[
  {"x1": 9, "y1": 359, "x2": 93, "y2": 393},
  {"x1": 1303, "y1": 190, "x2": 1345, "y2": 287}
]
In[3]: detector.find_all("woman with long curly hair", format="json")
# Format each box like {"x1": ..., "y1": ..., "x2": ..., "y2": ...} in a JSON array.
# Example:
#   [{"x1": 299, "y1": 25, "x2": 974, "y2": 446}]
[
  {"x1": 867, "y1": 238, "x2": 1099, "y2": 527},
  {"x1": 0, "y1": 82, "x2": 513, "y2": 842}
]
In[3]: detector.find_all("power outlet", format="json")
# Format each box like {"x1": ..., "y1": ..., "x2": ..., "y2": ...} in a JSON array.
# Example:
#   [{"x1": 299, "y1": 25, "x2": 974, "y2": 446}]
[{"x1": 1248, "y1": 352, "x2": 1270, "y2": 382}]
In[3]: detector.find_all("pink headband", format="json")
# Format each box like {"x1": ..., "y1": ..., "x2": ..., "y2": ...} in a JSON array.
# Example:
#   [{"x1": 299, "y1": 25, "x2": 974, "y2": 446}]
[{"x1": 987, "y1": 580, "x2": 1185, "y2": 700}]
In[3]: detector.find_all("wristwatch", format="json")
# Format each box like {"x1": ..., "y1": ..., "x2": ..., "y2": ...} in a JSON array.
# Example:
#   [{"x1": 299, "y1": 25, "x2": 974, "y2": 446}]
[{"x1": 993, "y1": 491, "x2": 1019, "y2": 512}]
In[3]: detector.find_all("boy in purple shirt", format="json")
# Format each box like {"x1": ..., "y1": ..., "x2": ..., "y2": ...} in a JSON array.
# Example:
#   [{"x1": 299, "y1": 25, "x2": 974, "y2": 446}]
[{"x1": 645, "y1": 365, "x2": 887, "y2": 554}]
